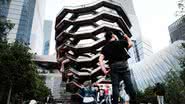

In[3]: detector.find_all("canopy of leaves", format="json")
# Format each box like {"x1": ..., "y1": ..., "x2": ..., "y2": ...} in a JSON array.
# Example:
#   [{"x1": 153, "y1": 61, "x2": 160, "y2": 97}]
[
  {"x1": 0, "y1": 19, "x2": 50, "y2": 103},
  {"x1": 164, "y1": 70, "x2": 185, "y2": 104},
  {"x1": 0, "y1": 18, "x2": 14, "y2": 41},
  {"x1": 180, "y1": 43, "x2": 185, "y2": 84}
]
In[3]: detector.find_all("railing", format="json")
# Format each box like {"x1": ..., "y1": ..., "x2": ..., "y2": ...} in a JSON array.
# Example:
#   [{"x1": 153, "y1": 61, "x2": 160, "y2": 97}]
[
  {"x1": 56, "y1": 0, "x2": 123, "y2": 17},
  {"x1": 56, "y1": 10, "x2": 120, "y2": 29},
  {"x1": 60, "y1": 9, "x2": 118, "y2": 21}
]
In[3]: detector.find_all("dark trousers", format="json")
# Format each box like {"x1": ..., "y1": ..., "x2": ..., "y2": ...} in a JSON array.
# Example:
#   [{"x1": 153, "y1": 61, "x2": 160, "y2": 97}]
[{"x1": 110, "y1": 61, "x2": 136, "y2": 104}]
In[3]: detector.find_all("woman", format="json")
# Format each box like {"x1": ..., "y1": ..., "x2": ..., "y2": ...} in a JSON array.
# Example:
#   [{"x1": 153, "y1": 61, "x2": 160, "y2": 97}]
[
  {"x1": 120, "y1": 81, "x2": 130, "y2": 104},
  {"x1": 79, "y1": 80, "x2": 97, "y2": 104}
]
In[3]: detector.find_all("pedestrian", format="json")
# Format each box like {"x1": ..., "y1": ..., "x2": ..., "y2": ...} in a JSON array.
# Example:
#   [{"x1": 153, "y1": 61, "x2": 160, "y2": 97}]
[
  {"x1": 99, "y1": 89, "x2": 106, "y2": 104},
  {"x1": 153, "y1": 83, "x2": 165, "y2": 104},
  {"x1": 79, "y1": 80, "x2": 97, "y2": 104},
  {"x1": 99, "y1": 31, "x2": 136, "y2": 104},
  {"x1": 119, "y1": 81, "x2": 129, "y2": 104},
  {"x1": 104, "y1": 85, "x2": 112, "y2": 104}
]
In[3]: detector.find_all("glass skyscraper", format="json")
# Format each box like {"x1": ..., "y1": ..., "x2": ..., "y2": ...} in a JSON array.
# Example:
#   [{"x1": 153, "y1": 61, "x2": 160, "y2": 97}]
[
  {"x1": 168, "y1": 15, "x2": 185, "y2": 43},
  {"x1": 43, "y1": 20, "x2": 53, "y2": 55},
  {"x1": 30, "y1": 0, "x2": 46, "y2": 55},
  {"x1": 0, "y1": 0, "x2": 46, "y2": 55},
  {"x1": 0, "y1": 0, "x2": 35, "y2": 43}
]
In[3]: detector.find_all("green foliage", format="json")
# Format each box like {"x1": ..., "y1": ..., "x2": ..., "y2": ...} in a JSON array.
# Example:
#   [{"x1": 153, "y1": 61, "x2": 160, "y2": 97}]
[
  {"x1": 143, "y1": 86, "x2": 155, "y2": 97},
  {"x1": 180, "y1": 43, "x2": 185, "y2": 84},
  {"x1": 136, "y1": 90, "x2": 145, "y2": 102},
  {"x1": 136, "y1": 86, "x2": 157, "y2": 104},
  {"x1": 0, "y1": 19, "x2": 50, "y2": 103},
  {"x1": 164, "y1": 70, "x2": 185, "y2": 104},
  {"x1": 0, "y1": 18, "x2": 14, "y2": 41},
  {"x1": 162, "y1": 43, "x2": 185, "y2": 104},
  {"x1": 180, "y1": 67, "x2": 185, "y2": 84},
  {"x1": 0, "y1": 41, "x2": 51, "y2": 102}
]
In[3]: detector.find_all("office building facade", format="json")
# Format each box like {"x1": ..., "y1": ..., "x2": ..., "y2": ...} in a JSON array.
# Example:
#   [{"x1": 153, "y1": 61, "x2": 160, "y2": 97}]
[
  {"x1": 0, "y1": 0, "x2": 35, "y2": 43},
  {"x1": 168, "y1": 15, "x2": 185, "y2": 43},
  {"x1": 0, "y1": 0, "x2": 46, "y2": 55},
  {"x1": 43, "y1": 20, "x2": 53, "y2": 55},
  {"x1": 30, "y1": 0, "x2": 46, "y2": 55}
]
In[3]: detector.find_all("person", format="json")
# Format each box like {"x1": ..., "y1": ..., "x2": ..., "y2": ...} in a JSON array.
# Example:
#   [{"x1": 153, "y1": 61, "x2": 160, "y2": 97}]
[
  {"x1": 99, "y1": 31, "x2": 136, "y2": 104},
  {"x1": 58, "y1": 48, "x2": 70, "y2": 73},
  {"x1": 94, "y1": 86, "x2": 100, "y2": 103},
  {"x1": 104, "y1": 85, "x2": 112, "y2": 104},
  {"x1": 60, "y1": 59, "x2": 70, "y2": 73},
  {"x1": 99, "y1": 89, "x2": 106, "y2": 104},
  {"x1": 119, "y1": 81, "x2": 129, "y2": 104},
  {"x1": 153, "y1": 83, "x2": 165, "y2": 104},
  {"x1": 79, "y1": 80, "x2": 97, "y2": 104}
]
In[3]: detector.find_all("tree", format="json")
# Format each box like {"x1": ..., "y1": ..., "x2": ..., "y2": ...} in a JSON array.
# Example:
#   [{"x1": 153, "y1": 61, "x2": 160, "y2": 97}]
[
  {"x1": 0, "y1": 18, "x2": 50, "y2": 104},
  {"x1": 164, "y1": 70, "x2": 185, "y2": 104},
  {"x1": 176, "y1": 0, "x2": 185, "y2": 16},
  {"x1": 0, "y1": 18, "x2": 14, "y2": 41},
  {"x1": 0, "y1": 17, "x2": 15, "y2": 104},
  {"x1": 143, "y1": 86, "x2": 155, "y2": 97},
  {"x1": 164, "y1": 43, "x2": 185, "y2": 104},
  {"x1": 136, "y1": 86, "x2": 158, "y2": 104},
  {"x1": 0, "y1": 39, "x2": 51, "y2": 104},
  {"x1": 180, "y1": 43, "x2": 185, "y2": 84}
]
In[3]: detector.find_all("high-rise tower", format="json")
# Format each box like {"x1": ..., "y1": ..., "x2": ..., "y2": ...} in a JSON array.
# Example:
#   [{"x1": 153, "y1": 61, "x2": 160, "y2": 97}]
[
  {"x1": 168, "y1": 15, "x2": 185, "y2": 43},
  {"x1": 0, "y1": 0, "x2": 46, "y2": 55},
  {"x1": 43, "y1": 20, "x2": 53, "y2": 55}
]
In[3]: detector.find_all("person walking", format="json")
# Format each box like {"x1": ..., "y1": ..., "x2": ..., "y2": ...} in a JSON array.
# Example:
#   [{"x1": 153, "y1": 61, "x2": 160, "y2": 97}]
[
  {"x1": 99, "y1": 31, "x2": 136, "y2": 104},
  {"x1": 153, "y1": 83, "x2": 165, "y2": 104}
]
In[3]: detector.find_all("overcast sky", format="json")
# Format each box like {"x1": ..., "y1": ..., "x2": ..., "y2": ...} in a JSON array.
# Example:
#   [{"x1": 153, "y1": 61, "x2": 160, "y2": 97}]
[
  {"x1": 133, "y1": 0, "x2": 178, "y2": 52},
  {"x1": 45, "y1": 0, "x2": 179, "y2": 54}
]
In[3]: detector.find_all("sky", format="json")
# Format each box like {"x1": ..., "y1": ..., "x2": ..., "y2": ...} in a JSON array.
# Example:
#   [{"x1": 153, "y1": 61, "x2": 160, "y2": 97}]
[
  {"x1": 44, "y1": 0, "x2": 179, "y2": 54},
  {"x1": 133, "y1": 0, "x2": 178, "y2": 52}
]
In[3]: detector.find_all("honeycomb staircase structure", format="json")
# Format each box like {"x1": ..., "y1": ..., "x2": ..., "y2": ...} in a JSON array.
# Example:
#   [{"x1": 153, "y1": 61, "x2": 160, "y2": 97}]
[{"x1": 55, "y1": 0, "x2": 133, "y2": 101}]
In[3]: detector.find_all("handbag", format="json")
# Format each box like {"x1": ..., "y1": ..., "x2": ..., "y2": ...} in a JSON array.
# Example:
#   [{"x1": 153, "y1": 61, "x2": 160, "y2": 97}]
[{"x1": 83, "y1": 96, "x2": 95, "y2": 103}]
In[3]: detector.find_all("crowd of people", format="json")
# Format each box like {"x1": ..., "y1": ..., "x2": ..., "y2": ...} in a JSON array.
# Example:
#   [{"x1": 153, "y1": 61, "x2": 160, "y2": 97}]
[{"x1": 79, "y1": 80, "x2": 130, "y2": 104}]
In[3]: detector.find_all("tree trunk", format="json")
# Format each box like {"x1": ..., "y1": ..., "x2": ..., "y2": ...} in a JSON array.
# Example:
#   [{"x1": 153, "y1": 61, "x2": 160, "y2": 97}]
[
  {"x1": 0, "y1": 85, "x2": 6, "y2": 102},
  {"x1": 7, "y1": 84, "x2": 12, "y2": 104}
]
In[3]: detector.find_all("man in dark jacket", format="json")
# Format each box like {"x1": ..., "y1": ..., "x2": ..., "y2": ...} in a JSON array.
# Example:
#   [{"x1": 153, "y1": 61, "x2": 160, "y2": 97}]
[
  {"x1": 153, "y1": 83, "x2": 165, "y2": 104},
  {"x1": 99, "y1": 31, "x2": 136, "y2": 104}
]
